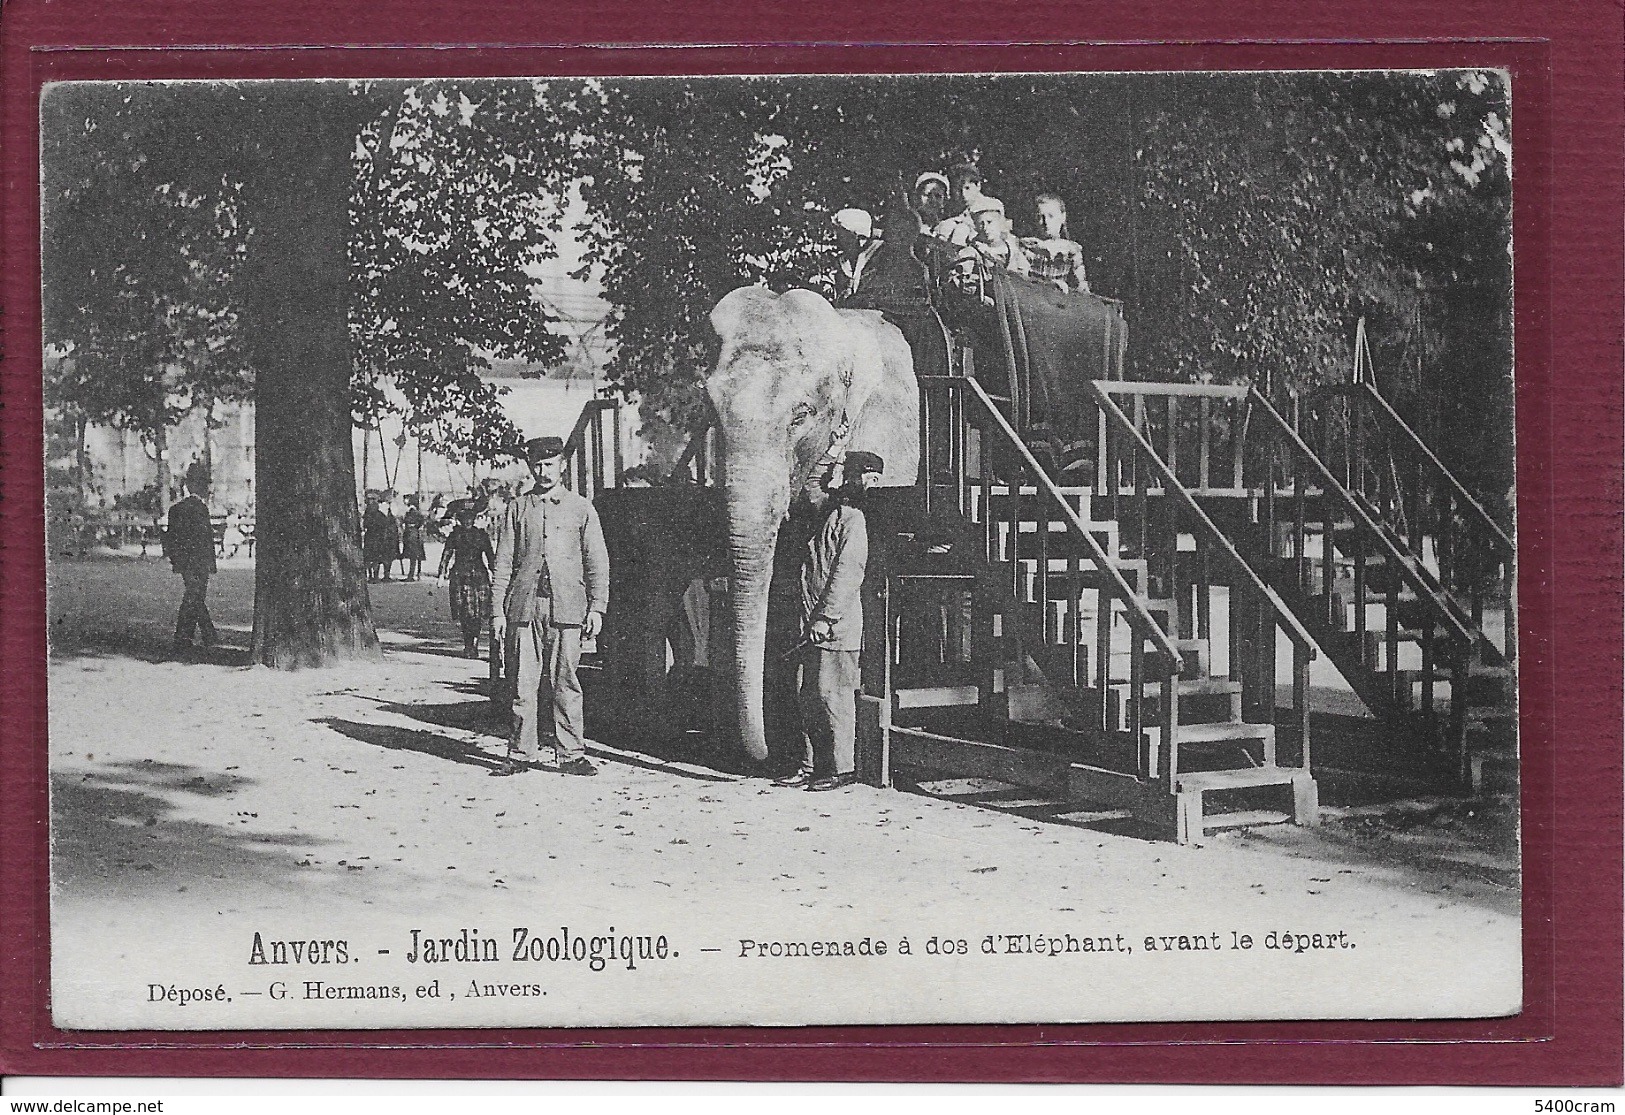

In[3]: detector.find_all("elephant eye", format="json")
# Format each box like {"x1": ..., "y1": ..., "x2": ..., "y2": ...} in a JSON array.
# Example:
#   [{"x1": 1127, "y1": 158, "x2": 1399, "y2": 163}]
[{"x1": 789, "y1": 402, "x2": 816, "y2": 427}]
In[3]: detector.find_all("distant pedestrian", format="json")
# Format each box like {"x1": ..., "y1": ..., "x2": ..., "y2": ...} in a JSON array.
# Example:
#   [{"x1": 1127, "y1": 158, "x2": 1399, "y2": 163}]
[
  {"x1": 401, "y1": 495, "x2": 428, "y2": 581},
  {"x1": 362, "y1": 491, "x2": 392, "y2": 582},
  {"x1": 437, "y1": 505, "x2": 494, "y2": 659},
  {"x1": 424, "y1": 494, "x2": 448, "y2": 542},
  {"x1": 165, "y1": 476, "x2": 218, "y2": 654},
  {"x1": 476, "y1": 479, "x2": 512, "y2": 693}
]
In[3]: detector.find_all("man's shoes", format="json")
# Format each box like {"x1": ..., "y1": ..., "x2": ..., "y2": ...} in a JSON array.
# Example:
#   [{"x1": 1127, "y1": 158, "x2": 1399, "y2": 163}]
[
  {"x1": 557, "y1": 756, "x2": 598, "y2": 777},
  {"x1": 488, "y1": 760, "x2": 530, "y2": 777},
  {"x1": 809, "y1": 772, "x2": 858, "y2": 792},
  {"x1": 772, "y1": 769, "x2": 815, "y2": 788}
]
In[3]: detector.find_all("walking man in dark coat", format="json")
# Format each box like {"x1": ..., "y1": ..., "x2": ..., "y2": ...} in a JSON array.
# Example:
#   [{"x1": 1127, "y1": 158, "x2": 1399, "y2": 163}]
[
  {"x1": 166, "y1": 475, "x2": 219, "y2": 653},
  {"x1": 489, "y1": 437, "x2": 610, "y2": 778}
]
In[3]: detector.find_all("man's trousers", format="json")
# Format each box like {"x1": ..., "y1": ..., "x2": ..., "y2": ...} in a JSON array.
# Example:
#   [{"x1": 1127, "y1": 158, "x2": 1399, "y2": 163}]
[
  {"x1": 507, "y1": 620, "x2": 585, "y2": 763},
  {"x1": 794, "y1": 647, "x2": 861, "y2": 777},
  {"x1": 174, "y1": 570, "x2": 217, "y2": 647}
]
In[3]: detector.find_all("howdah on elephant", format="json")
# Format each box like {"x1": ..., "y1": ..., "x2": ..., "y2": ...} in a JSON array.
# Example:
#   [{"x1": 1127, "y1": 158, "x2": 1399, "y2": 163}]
[{"x1": 705, "y1": 286, "x2": 920, "y2": 764}]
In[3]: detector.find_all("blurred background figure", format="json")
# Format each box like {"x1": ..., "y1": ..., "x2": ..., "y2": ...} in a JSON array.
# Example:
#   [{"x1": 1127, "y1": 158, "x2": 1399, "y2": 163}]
[
  {"x1": 400, "y1": 494, "x2": 428, "y2": 582},
  {"x1": 165, "y1": 466, "x2": 218, "y2": 655},
  {"x1": 437, "y1": 504, "x2": 495, "y2": 659},
  {"x1": 362, "y1": 491, "x2": 391, "y2": 583}
]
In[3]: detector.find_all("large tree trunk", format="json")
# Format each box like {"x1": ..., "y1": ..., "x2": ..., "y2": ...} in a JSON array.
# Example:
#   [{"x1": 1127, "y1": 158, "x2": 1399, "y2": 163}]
[{"x1": 241, "y1": 88, "x2": 380, "y2": 669}]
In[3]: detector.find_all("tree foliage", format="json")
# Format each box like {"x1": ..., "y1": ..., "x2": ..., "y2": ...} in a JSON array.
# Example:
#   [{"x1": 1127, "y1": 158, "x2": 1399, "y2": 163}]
[
  {"x1": 42, "y1": 87, "x2": 251, "y2": 440},
  {"x1": 1131, "y1": 70, "x2": 1511, "y2": 397},
  {"x1": 568, "y1": 71, "x2": 1512, "y2": 458},
  {"x1": 348, "y1": 80, "x2": 581, "y2": 460},
  {"x1": 42, "y1": 79, "x2": 585, "y2": 465},
  {"x1": 44, "y1": 71, "x2": 1513, "y2": 479}
]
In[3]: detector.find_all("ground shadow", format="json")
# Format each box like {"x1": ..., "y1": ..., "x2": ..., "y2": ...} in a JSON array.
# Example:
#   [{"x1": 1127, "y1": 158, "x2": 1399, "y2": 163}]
[
  {"x1": 1233, "y1": 795, "x2": 1521, "y2": 918},
  {"x1": 893, "y1": 769, "x2": 1519, "y2": 915},
  {"x1": 51, "y1": 760, "x2": 338, "y2": 901},
  {"x1": 366, "y1": 696, "x2": 741, "y2": 784},
  {"x1": 51, "y1": 626, "x2": 252, "y2": 667},
  {"x1": 895, "y1": 772, "x2": 1154, "y2": 840},
  {"x1": 376, "y1": 629, "x2": 473, "y2": 660},
  {"x1": 317, "y1": 717, "x2": 506, "y2": 771}
]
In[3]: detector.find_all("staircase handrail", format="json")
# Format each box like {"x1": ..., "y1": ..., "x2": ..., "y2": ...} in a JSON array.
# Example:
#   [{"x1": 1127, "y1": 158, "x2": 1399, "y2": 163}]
[
  {"x1": 1091, "y1": 382, "x2": 1319, "y2": 660},
  {"x1": 560, "y1": 396, "x2": 622, "y2": 497},
  {"x1": 1249, "y1": 387, "x2": 1478, "y2": 648},
  {"x1": 946, "y1": 374, "x2": 1185, "y2": 676},
  {"x1": 666, "y1": 411, "x2": 719, "y2": 486},
  {"x1": 1313, "y1": 382, "x2": 1514, "y2": 560}
]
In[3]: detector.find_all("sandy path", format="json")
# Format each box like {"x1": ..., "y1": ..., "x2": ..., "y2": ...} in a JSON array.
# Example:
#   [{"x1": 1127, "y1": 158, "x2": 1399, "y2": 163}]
[{"x1": 46, "y1": 556, "x2": 1520, "y2": 1030}]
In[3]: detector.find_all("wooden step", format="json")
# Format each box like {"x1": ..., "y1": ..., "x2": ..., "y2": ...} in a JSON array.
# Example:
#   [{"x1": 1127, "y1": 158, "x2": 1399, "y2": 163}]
[
  {"x1": 1202, "y1": 809, "x2": 1295, "y2": 832},
  {"x1": 1171, "y1": 764, "x2": 1317, "y2": 844},
  {"x1": 894, "y1": 685, "x2": 981, "y2": 710},
  {"x1": 1158, "y1": 721, "x2": 1276, "y2": 748},
  {"x1": 1138, "y1": 677, "x2": 1243, "y2": 699},
  {"x1": 983, "y1": 484, "x2": 1095, "y2": 498},
  {"x1": 1174, "y1": 763, "x2": 1303, "y2": 793}
]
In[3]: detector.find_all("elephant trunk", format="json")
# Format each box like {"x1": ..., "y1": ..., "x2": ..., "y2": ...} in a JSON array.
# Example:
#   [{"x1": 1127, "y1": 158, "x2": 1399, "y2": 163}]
[{"x1": 722, "y1": 463, "x2": 788, "y2": 765}]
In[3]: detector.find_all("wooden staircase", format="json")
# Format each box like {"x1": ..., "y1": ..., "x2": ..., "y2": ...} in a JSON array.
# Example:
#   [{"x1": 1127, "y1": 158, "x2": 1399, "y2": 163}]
[
  {"x1": 1090, "y1": 380, "x2": 1516, "y2": 794},
  {"x1": 864, "y1": 375, "x2": 1320, "y2": 843}
]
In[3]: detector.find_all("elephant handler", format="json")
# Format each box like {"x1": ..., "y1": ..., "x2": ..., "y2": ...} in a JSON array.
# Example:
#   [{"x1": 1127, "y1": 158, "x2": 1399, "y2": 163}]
[
  {"x1": 489, "y1": 436, "x2": 610, "y2": 779},
  {"x1": 775, "y1": 451, "x2": 884, "y2": 792}
]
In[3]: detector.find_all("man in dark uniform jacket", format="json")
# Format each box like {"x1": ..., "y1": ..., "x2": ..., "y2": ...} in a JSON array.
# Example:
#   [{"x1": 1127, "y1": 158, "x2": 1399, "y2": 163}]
[
  {"x1": 775, "y1": 450, "x2": 884, "y2": 792},
  {"x1": 166, "y1": 477, "x2": 218, "y2": 653}
]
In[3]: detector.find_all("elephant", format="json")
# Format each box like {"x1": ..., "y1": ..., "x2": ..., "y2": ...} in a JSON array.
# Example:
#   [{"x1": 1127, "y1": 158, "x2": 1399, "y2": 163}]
[{"x1": 705, "y1": 285, "x2": 920, "y2": 764}]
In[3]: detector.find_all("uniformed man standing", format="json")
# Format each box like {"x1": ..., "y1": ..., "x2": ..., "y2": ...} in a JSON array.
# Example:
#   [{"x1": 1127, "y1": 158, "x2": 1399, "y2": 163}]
[
  {"x1": 776, "y1": 450, "x2": 884, "y2": 792},
  {"x1": 489, "y1": 437, "x2": 609, "y2": 778}
]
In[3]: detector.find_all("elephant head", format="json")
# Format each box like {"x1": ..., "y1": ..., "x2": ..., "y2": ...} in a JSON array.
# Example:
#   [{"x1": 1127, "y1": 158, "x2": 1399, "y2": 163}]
[{"x1": 705, "y1": 286, "x2": 918, "y2": 764}]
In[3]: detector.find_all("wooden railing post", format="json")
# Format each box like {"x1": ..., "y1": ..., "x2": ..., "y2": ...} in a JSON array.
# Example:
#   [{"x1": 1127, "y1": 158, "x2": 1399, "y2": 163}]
[
  {"x1": 1198, "y1": 396, "x2": 1211, "y2": 491},
  {"x1": 1294, "y1": 642, "x2": 1312, "y2": 771}
]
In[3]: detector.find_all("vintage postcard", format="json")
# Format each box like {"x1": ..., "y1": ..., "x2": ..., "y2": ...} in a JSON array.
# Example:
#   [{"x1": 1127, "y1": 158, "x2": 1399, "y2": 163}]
[{"x1": 41, "y1": 68, "x2": 1520, "y2": 1031}]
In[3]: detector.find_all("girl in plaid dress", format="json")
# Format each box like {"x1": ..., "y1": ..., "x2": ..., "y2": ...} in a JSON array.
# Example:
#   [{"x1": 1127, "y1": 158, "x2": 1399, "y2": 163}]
[
  {"x1": 436, "y1": 505, "x2": 494, "y2": 658},
  {"x1": 1019, "y1": 193, "x2": 1090, "y2": 293}
]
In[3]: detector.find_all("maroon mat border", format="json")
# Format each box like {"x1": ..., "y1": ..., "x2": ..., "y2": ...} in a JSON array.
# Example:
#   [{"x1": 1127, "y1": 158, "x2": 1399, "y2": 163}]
[{"x1": 1, "y1": 0, "x2": 1618, "y2": 1086}]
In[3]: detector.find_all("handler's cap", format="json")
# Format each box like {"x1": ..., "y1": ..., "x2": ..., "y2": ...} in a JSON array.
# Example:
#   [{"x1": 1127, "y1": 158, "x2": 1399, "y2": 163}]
[
  {"x1": 844, "y1": 450, "x2": 885, "y2": 478},
  {"x1": 831, "y1": 207, "x2": 875, "y2": 240},
  {"x1": 966, "y1": 194, "x2": 1006, "y2": 218},
  {"x1": 914, "y1": 170, "x2": 950, "y2": 193},
  {"x1": 524, "y1": 436, "x2": 567, "y2": 462}
]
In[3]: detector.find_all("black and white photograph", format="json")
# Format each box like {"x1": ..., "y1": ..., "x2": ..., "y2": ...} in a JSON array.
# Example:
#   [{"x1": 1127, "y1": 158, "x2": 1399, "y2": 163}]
[{"x1": 41, "y1": 69, "x2": 1520, "y2": 1030}]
